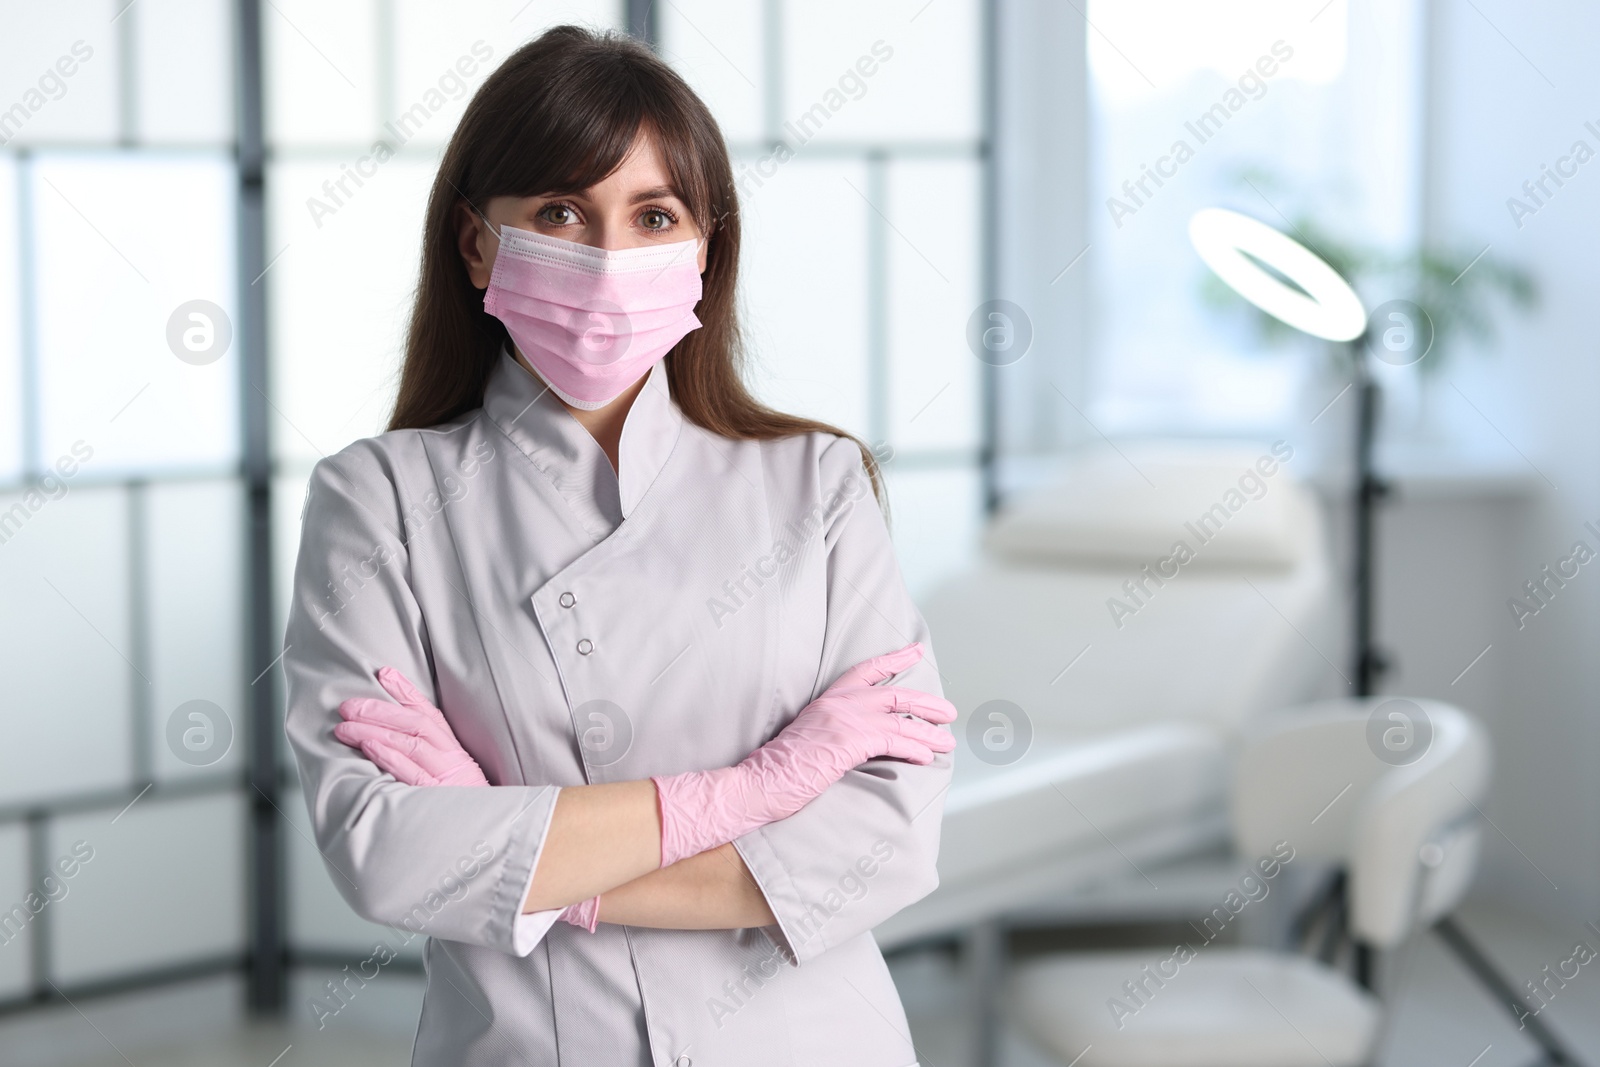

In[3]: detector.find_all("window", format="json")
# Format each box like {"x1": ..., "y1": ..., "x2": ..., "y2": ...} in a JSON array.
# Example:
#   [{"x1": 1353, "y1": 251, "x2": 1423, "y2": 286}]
[
  {"x1": 1085, "y1": 0, "x2": 1424, "y2": 436},
  {"x1": 0, "y1": 0, "x2": 245, "y2": 998}
]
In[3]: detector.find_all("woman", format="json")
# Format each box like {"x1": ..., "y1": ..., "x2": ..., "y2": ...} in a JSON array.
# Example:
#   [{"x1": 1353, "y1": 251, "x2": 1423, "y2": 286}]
[{"x1": 283, "y1": 25, "x2": 956, "y2": 1067}]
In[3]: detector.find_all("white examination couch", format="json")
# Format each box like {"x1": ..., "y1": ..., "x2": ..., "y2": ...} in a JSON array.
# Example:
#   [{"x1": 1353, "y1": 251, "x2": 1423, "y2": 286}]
[{"x1": 879, "y1": 442, "x2": 1339, "y2": 948}]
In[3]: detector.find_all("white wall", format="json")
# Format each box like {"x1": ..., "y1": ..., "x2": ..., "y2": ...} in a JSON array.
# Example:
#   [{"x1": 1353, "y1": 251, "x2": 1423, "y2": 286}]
[{"x1": 1388, "y1": 0, "x2": 1600, "y2": 921}]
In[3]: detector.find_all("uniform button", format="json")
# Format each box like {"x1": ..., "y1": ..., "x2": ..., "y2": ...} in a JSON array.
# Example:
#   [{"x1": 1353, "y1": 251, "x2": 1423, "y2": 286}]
[
  {"x1": 674, "y1": 1058, "x2": 691, "y2": 1067},
  {"x1": 559, "y1": 592, "x2": 575, "y2": 608},
  {"x1": 577, "y1": 638, "x2": 594, "y2": 655}
]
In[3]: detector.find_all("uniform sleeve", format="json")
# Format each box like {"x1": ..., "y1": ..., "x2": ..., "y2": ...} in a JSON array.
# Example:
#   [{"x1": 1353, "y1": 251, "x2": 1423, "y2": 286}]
[
  {"x1": 282, "y1": 442, "x2": 563, "y2": 957},
  {"x1": 731, "y1": 437, "x2": 953, "y2": 964}
]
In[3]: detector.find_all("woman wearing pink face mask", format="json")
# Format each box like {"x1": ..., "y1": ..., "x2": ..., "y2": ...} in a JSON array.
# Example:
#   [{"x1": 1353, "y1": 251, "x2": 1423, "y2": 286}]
[{"x1": 282, "y1": 25, "x2": 955, "y2": 1067}]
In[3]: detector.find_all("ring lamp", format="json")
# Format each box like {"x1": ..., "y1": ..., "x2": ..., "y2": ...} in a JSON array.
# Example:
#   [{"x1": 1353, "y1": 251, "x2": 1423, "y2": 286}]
[{"x1": 1188, "y1": 207, "x2": 1366, "y2": 342}]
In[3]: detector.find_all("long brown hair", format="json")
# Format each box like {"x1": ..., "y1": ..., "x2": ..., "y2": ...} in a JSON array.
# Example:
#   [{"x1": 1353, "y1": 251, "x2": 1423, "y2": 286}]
[{"x1": 389, "y1": 25, "x2": 886, "y2": 511}]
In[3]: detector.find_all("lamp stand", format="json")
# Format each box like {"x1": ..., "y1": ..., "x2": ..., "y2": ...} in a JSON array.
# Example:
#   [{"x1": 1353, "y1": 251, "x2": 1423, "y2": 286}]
[{"x1": 1351, "y1": 345, "x2": 1391, "y2": 697}]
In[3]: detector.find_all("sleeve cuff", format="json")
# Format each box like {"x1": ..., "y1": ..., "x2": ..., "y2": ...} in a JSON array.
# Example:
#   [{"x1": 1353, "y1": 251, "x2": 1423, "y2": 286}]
[
  {"x1": 504, "y1": 785, "x2": 564, "y2": 957},
  {"x1": 732, "y1": 827, "x2": 814, "y2": 966},
  {"x1": 513, "y1": 907, "x2": 563, "y2": 955}
]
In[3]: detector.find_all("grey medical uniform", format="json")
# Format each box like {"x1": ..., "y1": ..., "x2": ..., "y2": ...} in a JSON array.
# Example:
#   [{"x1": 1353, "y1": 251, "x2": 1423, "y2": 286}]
[{"x1": 283, "y1": 350, "x2": 951, "y2": 1066}]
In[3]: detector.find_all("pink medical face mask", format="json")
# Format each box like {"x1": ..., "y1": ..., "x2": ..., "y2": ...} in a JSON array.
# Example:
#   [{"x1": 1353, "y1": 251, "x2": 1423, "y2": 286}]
[{"x1": 481, "y1": 220, "x2": 704, "y2": 410}]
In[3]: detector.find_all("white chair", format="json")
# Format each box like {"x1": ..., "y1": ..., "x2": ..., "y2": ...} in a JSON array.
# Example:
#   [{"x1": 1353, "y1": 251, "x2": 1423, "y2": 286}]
[{"x1": 1006, "y1": 697, "x2": 1492, "y2": 1067}]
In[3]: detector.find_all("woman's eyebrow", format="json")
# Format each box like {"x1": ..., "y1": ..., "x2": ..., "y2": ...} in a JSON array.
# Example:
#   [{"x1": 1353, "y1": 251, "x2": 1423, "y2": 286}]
[
  {"x1": 628, "y1": 185, "x2": 680, "y2": 204},
  {"x1": 527, "y1": 186, "x2": 681, "y2": 204}
]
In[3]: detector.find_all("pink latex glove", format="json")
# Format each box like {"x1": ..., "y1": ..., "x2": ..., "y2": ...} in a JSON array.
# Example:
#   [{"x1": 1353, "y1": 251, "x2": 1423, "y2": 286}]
[
  {"x1": 335, "y1": 666, "x2": 490, "y2": 787},
  {"x1": 334, "y1": 667, "x2": 600, "y2": 932},
  {"x1": 651, "y1": 641, "x2": 955, "y2": 868}
]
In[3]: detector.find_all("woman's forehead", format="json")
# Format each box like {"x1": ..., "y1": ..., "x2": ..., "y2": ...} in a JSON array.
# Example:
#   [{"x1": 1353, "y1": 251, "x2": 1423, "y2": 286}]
[
  {"x1": 592, "y1": 133, "x2": 678, "y2": 195},
  {"x1": 526, "y1": 131, "x2": 680, "y2": 202}
]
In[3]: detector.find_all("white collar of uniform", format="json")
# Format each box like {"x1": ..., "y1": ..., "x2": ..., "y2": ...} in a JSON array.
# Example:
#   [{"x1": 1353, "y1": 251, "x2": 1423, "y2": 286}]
[{"x1": 482, "y1": 346, "x2": 685, "y2": 521}]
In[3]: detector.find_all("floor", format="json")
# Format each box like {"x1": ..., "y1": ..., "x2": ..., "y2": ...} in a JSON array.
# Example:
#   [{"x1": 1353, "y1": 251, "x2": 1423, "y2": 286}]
[
  {"x1": 894, "y1": 901, "x2": 1600, "y2": 1067},
  {"x1": 2, "y1": 901, "x2": 1596, "y2": 1066}
]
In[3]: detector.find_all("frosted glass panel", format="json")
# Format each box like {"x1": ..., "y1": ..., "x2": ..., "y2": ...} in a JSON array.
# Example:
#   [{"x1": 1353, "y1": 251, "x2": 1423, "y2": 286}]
[
  {"x1": 50, "y1": 793, "x2": 246, "y2": 983},
  {"x1": 268, "y1": 159, "x2": 435, "y2": 463},
  {"x1": 0, "y1": 2, "x2": 119, "y2": 145},
  {"x1": 661, "y1": 0, "x2": 765, "y2": 143},
  {"x1": 264, "y1": 0, "x2": 381, "y2": 145},
  {"x1": 0, "y1": 822, "x2": 29, "y2": 998},
  {"x1": 32, "y1": 153, "x2": 238, "y2": 475},
  {"x1": 134, "y1": 0, "x2": 234, "y2": 144},
  {"x1": 888, "y1": 464, "x2": 982, "y2": 603},
  {"x1": 738, "y1": 156, "x2": 871, "y2": 436},
  {"x1": 147, "y1": 480, "x2": 245, "y2": 781},
  {"x1": 0, "y1": 157, "x2": 20, "y2": 482},
  {"x1": 0, "y1": 486, "x2": 132, "y2": 806},
  {"x1": 886, "y1": 157, "x2": 981, "y2": 451},
  {"x1": 781, "y1": 0, "x2": 979, "y2": 144},
  {"x1": 391, "y1": 0, "x2": 624, "y2": 151}
]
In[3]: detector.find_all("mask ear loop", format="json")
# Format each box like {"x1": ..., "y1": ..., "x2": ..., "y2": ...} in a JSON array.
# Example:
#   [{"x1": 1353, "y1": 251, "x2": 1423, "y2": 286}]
[
  {"x1": 645, "y1": 233, "x2": 708, "y2": 286},
  {"x1": 460, "y1": 195, "x2": 546, "y2": 290},
  {"x1": 442, "y1": 175, "x2": 504, "y2": 246},
  {"x1": 469, "y1": 204, "x2": 503, "y2": 247}
]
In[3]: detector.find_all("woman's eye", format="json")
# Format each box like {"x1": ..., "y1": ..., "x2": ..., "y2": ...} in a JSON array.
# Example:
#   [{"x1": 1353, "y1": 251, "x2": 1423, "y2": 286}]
[
  {"x1": 540, "y1": 204, "x2": 575, "y2": 225},
  {"x1": 641, "y1": 210, "x2": 671, "y2": 231}
]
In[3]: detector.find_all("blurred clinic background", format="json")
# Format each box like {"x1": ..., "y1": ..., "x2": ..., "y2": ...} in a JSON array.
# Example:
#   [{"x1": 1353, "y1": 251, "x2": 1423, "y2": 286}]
[{"x1": 1, "y1": 1, "x2": 1598, "y2": 1065}]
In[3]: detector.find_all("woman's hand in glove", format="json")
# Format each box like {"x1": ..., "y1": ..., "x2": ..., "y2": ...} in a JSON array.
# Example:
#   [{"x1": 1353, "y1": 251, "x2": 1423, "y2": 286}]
[
  {"x1": 334, "y1": 666, "x2": 491, "y2": 787},
  {"x1": 334, "y1": 667, "x2": 601, "y2": 932},
  {"x1": 652, "y1": 641, "x2": 956, "y2": 868}
]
